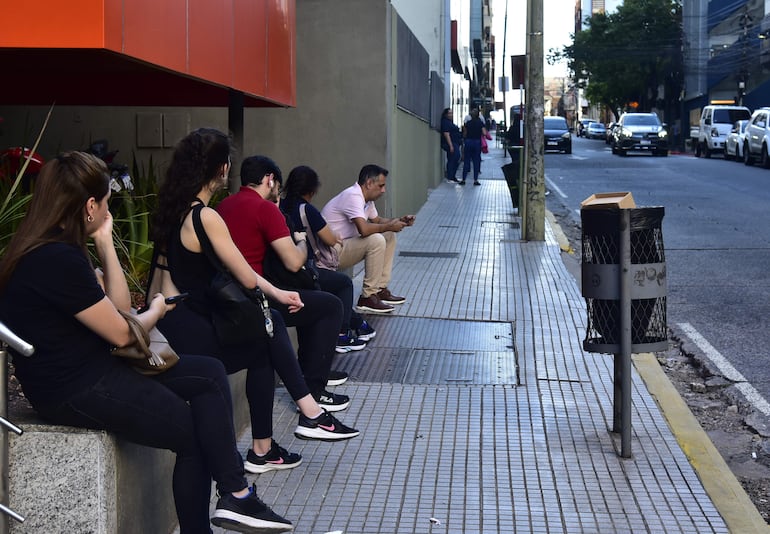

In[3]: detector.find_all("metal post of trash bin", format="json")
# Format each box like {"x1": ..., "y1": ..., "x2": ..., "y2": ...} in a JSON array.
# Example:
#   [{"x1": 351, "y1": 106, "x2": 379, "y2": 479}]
[
  {"x1": 618, "y1": 209, "x2": 632, "y2": 457},
  {"x1": 581, "y1": 198, "x2": 667, "y2": 458}
]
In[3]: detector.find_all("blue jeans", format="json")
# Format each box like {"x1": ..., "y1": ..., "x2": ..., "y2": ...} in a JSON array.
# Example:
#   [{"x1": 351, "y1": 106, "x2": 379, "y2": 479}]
[
  {"x1": 445, "y1": 142, "x2": 461, "y2": 181},
  {"x1": 462, "y1": 138, "x2": 482, "y2": 181},
  {"x1": 34, "y1": 356, "x2": 245, "y2": 534}
]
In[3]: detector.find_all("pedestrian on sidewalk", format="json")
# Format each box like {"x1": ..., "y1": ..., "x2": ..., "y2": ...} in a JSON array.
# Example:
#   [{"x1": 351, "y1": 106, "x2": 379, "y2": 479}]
[
  {"x1": 280, "y1": 165, "x2": 376, "y2": 353},
  {"x1": 461, "y1": 107, "x2": 489, "y2": 186},
  {"x1": 216, "y1": 155, "x2": 352, "y2": 412},
  {"x1": 440, "y1": 108, "x2": 463, "y2": 183},
  {"x1": 0, "y1": 150, "x2": 294, "y2": 533},
  {"x1": 321, "y1": 164, "x2": 414, "y2": 314},
  {"x1": 151, "y1": 129, "x2": 360, "y2": 471}
]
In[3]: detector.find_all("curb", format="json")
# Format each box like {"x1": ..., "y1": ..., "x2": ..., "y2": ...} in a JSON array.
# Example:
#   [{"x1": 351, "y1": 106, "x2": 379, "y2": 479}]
[
  {"x1": 545, "y1": 209, "x2": 574, "y2": 254},
  {"x1": 634, "y1": 352, "x2": 770, "y2": 533}
]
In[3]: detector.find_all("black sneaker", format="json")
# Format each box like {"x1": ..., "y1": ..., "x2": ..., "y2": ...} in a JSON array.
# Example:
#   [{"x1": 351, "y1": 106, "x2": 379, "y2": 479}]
[
  {"x1": 327, "y1": 370, "x2": 349, "y2": 387},
  {"x1": 294, "y1": 410, "x2": 360, "y2": 441},
  {"x1": 355, "y1": 320, "x2": 376, "y2": 342},
  {"x1": 211, "y1": 483, "x2": 293, "y2": 532},
  {"x1": 335, "y1": 331, "x2": 367, "y2": 353},
  {"x1": 313, "y1": 389, "x2": 350, "y2": 412},
  {"x1": 244, "y1": 440, "x2": 302, "y2": 474}
]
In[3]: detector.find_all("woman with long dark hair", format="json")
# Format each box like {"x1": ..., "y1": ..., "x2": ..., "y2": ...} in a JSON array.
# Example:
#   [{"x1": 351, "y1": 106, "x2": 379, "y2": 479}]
[
  {"x1": 151, "y1": 129, "x2": 359, "y2": 476},
  {"x1": 0, "y1": 151, "x2": 292, "y2": 533}
]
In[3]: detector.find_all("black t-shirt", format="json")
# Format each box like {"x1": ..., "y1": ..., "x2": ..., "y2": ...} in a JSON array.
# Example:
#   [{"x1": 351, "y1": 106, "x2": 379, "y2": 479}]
[
  {"x1": 0, "y1": 242, "x2": 117, "y2": 408},
  {"x1": 464, "y1": 118, "x2": 484, "y2": 140}
]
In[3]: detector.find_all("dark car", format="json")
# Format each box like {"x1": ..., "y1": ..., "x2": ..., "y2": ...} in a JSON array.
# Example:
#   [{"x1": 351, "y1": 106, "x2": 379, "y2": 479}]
[
  {"x1": 544, "y1": 116, "x2": 572, "y2": 154},
  {"x1": 611, "y1": 112, "x2": 668, "y2": 156}
]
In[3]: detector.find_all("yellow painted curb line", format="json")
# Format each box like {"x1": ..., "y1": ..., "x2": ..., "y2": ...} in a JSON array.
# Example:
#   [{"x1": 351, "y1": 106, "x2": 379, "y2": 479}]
[
  {"x1": 545, "y1": 209, "x2": 574, "y2": 254},
  {"x1": 634, "y1": 352, "x2": 770, "y2": 533}
]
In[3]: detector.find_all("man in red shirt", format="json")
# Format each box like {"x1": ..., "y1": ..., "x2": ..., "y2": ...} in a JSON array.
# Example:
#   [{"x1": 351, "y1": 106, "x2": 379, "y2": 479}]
[{"x1": 217, "y1": 156, "x2": 350, "y2": 412}]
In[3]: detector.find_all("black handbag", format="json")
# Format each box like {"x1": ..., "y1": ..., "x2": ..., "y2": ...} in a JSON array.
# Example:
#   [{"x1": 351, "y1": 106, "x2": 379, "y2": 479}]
[
  {"x1": 262, "y1": 247, "x2": 320, "y2": 290},
  {"x1": 262, "y1": 211, "x2": 321, "y2": 290},
  {"x1": 191, "y1": 204, "x2": 274, "y2": 346}
]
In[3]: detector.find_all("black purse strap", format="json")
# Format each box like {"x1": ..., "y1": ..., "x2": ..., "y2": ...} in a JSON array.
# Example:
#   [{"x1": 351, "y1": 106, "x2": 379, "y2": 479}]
[
  {"x1": 190, "y1": 203, "x2": 229, "y2": 276},
  {"x1": 299, "y1": 203, "x2": 320, "y2": 257}
]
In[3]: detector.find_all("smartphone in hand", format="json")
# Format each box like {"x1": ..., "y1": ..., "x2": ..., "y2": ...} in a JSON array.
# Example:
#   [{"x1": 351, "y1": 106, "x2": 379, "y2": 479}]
[{"x1": 164, "y1": 293, "x2": 189, "y2": 305}]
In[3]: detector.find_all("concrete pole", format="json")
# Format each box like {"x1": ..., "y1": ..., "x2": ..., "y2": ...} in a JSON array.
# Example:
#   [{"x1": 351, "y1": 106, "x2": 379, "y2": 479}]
[{"x1": 524, "y1": 0, "x2": 545, "y2": 241}]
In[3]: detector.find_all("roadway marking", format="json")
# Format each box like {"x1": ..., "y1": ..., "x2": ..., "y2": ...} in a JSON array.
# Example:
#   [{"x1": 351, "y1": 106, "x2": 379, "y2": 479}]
[
  {"x1": 569, "y1": 155, "x2": 588, "y2": 160},
  {"x1": 677, "y1": 322, "x2": 770, "y2": 416},
  {"x1": 545, "y1": 176, "x2": 567, "y2": 198}
]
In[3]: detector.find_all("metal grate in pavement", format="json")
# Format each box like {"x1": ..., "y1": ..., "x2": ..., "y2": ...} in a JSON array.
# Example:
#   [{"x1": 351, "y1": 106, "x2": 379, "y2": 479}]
[
  {"x1": 335, "y1": 347, "x2": 518, "y2": 385},
  {"x1": 398, "y1": 251, "x2": 459, "y2": 258},
  {"x1": 482, "y1": 220, "x2": 520, "y2": 229},
  {"x1": 332, "y1": 316, "x2": 517, "y2": 385}
]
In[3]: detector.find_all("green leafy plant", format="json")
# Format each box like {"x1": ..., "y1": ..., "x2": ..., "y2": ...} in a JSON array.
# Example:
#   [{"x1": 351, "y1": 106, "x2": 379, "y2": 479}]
[
  {"x1": 110, "y1": 153, "x2": 161, "y2": 294},
  {"x1": 0, "y1": 106, "x2": 52, "y2": 256}
]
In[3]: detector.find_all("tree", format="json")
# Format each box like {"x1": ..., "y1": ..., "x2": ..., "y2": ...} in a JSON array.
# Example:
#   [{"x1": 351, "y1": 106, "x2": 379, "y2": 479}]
[{"x1": 551, "y1": 0, "x2": 683, "y2": 122}]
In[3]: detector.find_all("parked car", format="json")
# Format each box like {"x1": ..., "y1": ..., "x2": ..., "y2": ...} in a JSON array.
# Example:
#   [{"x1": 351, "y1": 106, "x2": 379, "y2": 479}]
[
  {"x1": 544, "y1": 116, "x2": 572, "y2": 154},
  {"x1": 696, "y1": 105, "x2": 751, "y2": 158},
  {"x1": 577, "y1": 118, "x2": 596, "y2": 137},
  {"x1": 744, "y1": 107, "x2": 770, "y2": 167},
  {"x1": 611, "y1": 112, "x2": 668, "y2": 156},
  {"x1": 585, "y1": 122, "x2": 607, "y2": 139},
  {"x1": 724, "y1": 120, "x2": 749, "y2": 161}
]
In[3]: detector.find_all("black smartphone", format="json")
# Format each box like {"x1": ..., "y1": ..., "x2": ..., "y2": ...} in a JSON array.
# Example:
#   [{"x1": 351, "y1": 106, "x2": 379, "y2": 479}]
[{"x1": 164, "y1": 293, "x2": 189, "y2": 305}]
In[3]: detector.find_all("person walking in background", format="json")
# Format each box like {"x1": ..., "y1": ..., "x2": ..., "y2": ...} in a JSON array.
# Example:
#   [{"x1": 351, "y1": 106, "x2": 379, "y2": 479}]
[
  {"x1": 461, "y1": 107, "x2": 489, "y2": 186},
  {"x1": 440, "y1": 108, "x2": 462, "y2": 183},
  {"x1": 151, "y1": 129, "x2": 360, "y2": 475},
  {"x1": 0, "y1": 151, "x2": 293, "y2": 533},
  {"x1": 281, "y1": 165, "x2": 376, "y2": 353},
  {"x1": 321, "y1": 164, "x2": 414, "y2": 314},
  {"x1": 217, "y1": 155, "x2": 352, "y2": 411}
]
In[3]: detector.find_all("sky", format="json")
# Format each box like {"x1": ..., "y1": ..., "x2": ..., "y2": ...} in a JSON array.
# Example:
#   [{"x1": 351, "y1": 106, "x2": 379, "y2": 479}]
[{"x1": 491, "y1": 0, "x2": 575, "y2": 105}]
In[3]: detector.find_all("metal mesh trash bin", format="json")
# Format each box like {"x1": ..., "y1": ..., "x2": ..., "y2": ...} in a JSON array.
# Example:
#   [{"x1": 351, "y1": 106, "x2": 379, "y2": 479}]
[{"x1": 581, "y1": 207, "x2": 667, "y2": 354}]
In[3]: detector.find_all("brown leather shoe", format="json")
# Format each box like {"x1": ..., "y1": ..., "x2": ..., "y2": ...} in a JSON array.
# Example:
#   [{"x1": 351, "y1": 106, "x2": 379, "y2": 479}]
[
  {"x1": 356, "y1": 294, "x2": 395, "y2": 314},
  {"x1": 376, "y1": 288, "x2": 406, "y2": 305}
]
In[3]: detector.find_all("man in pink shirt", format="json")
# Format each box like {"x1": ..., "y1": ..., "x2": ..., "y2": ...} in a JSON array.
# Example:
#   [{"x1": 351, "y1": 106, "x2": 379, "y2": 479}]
[{"x1": 321, "y1": 164, "x2": 415, "y2": 313}]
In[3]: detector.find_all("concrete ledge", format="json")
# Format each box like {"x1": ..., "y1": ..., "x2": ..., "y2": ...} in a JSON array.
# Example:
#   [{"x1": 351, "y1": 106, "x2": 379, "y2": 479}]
[{"x1": 8, "y1": 370, "x2": 250, "y2": 534}]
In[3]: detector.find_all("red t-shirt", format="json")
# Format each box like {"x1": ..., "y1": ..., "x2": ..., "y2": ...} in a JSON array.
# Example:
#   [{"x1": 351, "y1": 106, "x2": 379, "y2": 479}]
[{"x1": 216, "y1": 186, "x2": 290, "y2": 275}]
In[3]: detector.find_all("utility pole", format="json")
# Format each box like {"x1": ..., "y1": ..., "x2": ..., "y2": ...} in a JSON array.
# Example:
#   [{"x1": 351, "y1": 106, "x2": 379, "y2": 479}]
[
  {"x1": 524, "y1": 0, "x2": 544, "y2": 241},
  {"x1": 502, "y1": 0, "x2": 509, "y2": 130}
]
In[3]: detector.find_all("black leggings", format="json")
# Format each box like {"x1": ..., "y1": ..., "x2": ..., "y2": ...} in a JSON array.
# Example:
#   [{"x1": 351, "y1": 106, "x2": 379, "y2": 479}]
[
  {"x1": 269, "y1": 288, "x2": 342, "y2": 393},
  {"x1": 158, "y1": 302, "x2": 311, "y2": 440},
  {"x1": 34, "y1": 356, "x2": 244, "y2": 534}
]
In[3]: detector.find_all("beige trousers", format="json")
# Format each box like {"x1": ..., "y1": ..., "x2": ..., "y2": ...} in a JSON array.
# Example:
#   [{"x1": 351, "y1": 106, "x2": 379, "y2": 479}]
[{"x1": 337, "y1": 231, "x2": 397, "y2": 298}]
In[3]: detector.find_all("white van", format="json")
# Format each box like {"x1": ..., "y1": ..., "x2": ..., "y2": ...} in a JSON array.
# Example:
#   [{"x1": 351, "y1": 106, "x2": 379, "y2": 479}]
[{"x1": 696, "y1": 105, "x2": 751, "y2": 158}]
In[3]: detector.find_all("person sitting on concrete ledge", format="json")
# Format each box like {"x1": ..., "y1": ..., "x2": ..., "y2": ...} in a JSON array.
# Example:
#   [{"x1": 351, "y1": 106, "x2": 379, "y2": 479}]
[
  {"x1": 0, "y1": 151, "x2": 293, "y2": 533},
  {"x1": 280, "y1": 164, "x2": 376, "y2": 352},
  {"x1": 217, "y1": 155, "x2": 352, "y2": 412},
  {"x1": 321, "y1": 164, "x2": 414, "y2": 314}
]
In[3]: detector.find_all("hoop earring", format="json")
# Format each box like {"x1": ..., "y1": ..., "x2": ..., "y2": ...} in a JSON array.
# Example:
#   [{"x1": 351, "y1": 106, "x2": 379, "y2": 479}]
[{"x1": 87, "y1": 215, "x2": 94, "y2": 222}]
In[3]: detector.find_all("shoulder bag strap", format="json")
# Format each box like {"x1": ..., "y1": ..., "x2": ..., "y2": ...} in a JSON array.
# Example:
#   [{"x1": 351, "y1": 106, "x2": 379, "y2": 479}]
[
  {"x1": 300, "y1": 203, "x2": 320, "y2": 255},
  {"x1": 190, "y1": 203, "x2": 228, "y2": 275}
]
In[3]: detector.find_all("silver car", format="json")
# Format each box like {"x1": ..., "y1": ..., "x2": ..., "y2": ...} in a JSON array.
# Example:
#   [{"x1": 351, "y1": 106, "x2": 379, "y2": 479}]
[{"x1": 725, "y1": 120, "x2": 749, "y2": 161}]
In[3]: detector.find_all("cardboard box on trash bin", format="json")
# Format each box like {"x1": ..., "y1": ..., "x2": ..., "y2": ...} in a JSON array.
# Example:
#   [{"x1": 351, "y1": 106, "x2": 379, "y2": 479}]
[{"x1": 580, "y1": 192, "x2": 636, "y2": 209}]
